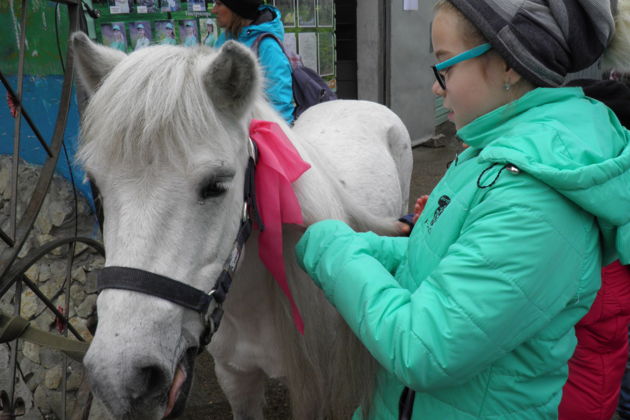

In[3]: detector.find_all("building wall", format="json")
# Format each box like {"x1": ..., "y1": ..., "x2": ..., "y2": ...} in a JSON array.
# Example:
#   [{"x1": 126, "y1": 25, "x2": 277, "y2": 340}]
[{"x1": 357, "y1": 0, "x2": 437, "y2": 144}]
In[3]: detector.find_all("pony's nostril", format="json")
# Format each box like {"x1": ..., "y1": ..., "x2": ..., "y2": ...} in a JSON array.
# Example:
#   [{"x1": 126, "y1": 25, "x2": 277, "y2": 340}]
[{"x1": 130, "y1": 365, "x2": 169, "y2": 400}]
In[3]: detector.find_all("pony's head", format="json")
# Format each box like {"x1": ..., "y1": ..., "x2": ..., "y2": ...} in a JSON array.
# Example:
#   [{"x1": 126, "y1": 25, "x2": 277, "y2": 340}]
[{"x1": 71, "y1": 32, "x2": 262, "y2": 418}]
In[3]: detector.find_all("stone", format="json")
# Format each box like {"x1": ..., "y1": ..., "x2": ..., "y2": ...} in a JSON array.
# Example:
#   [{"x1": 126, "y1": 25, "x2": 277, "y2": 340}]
[
  {"x1": 20, "y1": 289, "x2": 41, "y2": 319},
  {"x1": 74, "y1": 241, "x2": 89, "y2": 257},
  {"x1": 38, "y1": 263, "x2": 52, "y2": 282},
  {"x1": 20, "y1": 357, "x2": 44, "y2": 392},
  {"x1": 22, "y1": 342, "x2": 41, "y2": 364},
  {"x1": 18, "y1": 238, "x2": 32, "y2": 258},
  {"x1": 85, "y1": 255, "x2": 105, "y2": 272},
  {"x1": 40, "y1": 348, "x2": 63, "y2": 369},
  {"x1": 44, "y1": 364, "x2": 63, "y2": 389},
  {"x1": 24, "y1": 264, "x2": 39, "y2": 282},
  {"x1": 49, "y1": 260, "x2": 68, "y2": 281},
  {"x1": 70, "y1": 284, "x2": 86, "y2": 305},
  {"x1": 84, "y1": 271, "x2": 98, "y2": 294},
  {"x1": 76, "y1": 294, "x2": 96, "y2": 318},
  {"x1": 72, "y1": 266, "x2": 86, "y2": 284},
  {"x1": 32, "y1": 310, "x2": 55, "y2": 332},
  {"x1": 41, "y1": 275, "x2": 65, "y2": 299},
  {"x1": 48, "y1": 199, "x2": 69, "y2": 228},
  {"x1": 0, "y1": 164, "x2": 9, "y2": 194},
  {"x1": 65, "y1": 369, "x2": 83, "y2": 391},
  {"x1": 69, "y1": 316, "x2": 92, "y2": 340},
  {"x1": 34, "y1": 210, "x2": 53, "y2": 235}
]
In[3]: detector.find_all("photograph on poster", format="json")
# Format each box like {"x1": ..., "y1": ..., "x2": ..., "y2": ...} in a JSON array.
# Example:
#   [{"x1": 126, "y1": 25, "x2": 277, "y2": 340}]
[
  {"x1": 135, "y1": 0, "x2": 156, "y2": 13},
  {"x1": 201, "y1": 18, "x2": 218, "y2": 47},
  {"x1": 318, "y1": 0, "x2": 333, "y2": 26},
  {"x1": 297, "y1": 0, "x2": 316, "y2": 27},
  {"x1": 298, "y1": 32, "x2": 317, "y2": 70},
  {"x1": 160, "y1": 0, "x2": 180, "y2": 12},
  {"x1": 318, "y1": 32, "x2": 334, "y2": 75},
  {"x1": 180, "y1": 20, "x2": 199, "y2": 47},
  {"x1": 156, "y1": 21, "x2": 177, "y2": 45},
  {"x1": 187, "y1": 0, "x2": 206, "y2": 12},
  {"x1": 274, "y1": 0, "x2": 295, "y2": 27},
  {"x1": 130, "y1": 22, "x2": 152, "y2": 51},
  {"x1": 101, "y1": 23, "x2": 128, "y2": 52},
  {"x1": 108, "y1": 0, "x2": 130, "y2": 14}
]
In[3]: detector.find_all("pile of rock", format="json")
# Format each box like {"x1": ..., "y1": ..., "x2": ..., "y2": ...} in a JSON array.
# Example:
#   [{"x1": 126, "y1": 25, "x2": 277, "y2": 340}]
[{"x1": 0, "y1": 156, "x2": 103, "y2": 420}]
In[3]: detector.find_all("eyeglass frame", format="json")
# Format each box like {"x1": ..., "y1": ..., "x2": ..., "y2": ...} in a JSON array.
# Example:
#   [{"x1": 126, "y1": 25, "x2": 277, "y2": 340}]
[{"x1": 431, "y1": 43, "x2": 492, "y2": 90}]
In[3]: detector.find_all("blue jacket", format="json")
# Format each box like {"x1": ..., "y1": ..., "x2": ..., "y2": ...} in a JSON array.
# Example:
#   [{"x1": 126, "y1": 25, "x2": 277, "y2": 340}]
[{"x1": 215, "y1": 5, "x2": 295, "y2": 124}]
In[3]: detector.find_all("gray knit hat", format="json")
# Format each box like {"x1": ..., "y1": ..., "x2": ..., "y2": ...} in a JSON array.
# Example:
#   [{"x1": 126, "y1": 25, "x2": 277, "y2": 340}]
[{"x1": 448, "y1": 0, "x2": 617, "y2": 86}]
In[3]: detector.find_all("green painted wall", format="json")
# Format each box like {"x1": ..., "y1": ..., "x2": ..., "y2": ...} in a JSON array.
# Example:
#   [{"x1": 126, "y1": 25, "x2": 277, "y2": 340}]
[{"x1": 1, "y1": 0, "x2": 71, "y2": 75}]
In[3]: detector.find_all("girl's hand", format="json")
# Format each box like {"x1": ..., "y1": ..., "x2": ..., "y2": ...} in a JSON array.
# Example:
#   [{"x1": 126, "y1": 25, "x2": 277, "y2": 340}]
[
  {"x1": 397, "y1": 195, "x2": 429, "y2": 235},
  {"x1": 412, "y1": 195, "x2": 429, "y2": 224}
]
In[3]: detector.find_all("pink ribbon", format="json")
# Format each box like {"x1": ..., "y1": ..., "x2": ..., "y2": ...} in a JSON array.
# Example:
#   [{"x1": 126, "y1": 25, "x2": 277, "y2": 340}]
[{"x1": 249, "y1": 120, "x2": 311, "y2": 334}]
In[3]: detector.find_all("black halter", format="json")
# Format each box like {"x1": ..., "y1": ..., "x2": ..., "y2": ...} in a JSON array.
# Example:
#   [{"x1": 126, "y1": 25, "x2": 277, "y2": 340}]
[{"x1": 96, "y1": 139, "x2": 263, "y2": 348}]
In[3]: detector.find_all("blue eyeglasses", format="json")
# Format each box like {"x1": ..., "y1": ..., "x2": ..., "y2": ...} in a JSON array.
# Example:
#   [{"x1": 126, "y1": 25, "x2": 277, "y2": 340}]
[{"x1": 432, "y1": 43, "x2": 492, "y2": 90}]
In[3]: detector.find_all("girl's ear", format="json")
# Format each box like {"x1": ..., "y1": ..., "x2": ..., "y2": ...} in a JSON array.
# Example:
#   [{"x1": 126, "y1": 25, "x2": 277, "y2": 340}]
[{"x1": 504, "y1": 64, "x2": 524, "y2": 87}]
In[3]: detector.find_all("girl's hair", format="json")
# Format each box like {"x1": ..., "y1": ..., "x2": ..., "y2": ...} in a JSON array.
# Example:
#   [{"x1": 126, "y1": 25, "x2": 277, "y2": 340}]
[
  {"x1": 225, "y1": 13, "x2": 252, "y2": 38},
  {"x1": 434, "y1": 0, "x2": 486, "y2": 47}
]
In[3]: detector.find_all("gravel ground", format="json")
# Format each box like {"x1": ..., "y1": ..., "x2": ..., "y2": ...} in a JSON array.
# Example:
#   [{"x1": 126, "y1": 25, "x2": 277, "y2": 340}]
[{"x1": 180, "y1": 122, "x2": 462, "y2": 419}]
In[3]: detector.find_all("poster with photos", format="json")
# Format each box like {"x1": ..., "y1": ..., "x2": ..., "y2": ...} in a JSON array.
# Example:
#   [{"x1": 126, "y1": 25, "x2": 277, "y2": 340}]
[
  {"x1": 318, "y1": 32, "x2": 334, "y2": 76},
  {"x1": 101, "y1": 22, "x2": 128, "y2": 52},
  {"x1": 160, "y1": 0, "x2": 180, "y2": 12},
  {"x1": 297, "y1": 0, "x2": 316, "y2": 27},
  {"x1": 274, "y1": 0, "x2": 295, "y2": 27},
  {"x1": 179, "y1": 20, "x2": 199, "y2": 47},
  {"x1": 201, "y1": 18, "x2": 218, "y2": 48},
  {"x1": 156, "y1": 20, "x2": 177, "y2": 45},
  {"x1": 130, "y1": 22, "x2": 152, "y2": 51},
  {"x1": 283, "y1": 32, "x2": 297, "y2": 56},
  {"x1": 317, "y1": 0, "x2": 333, "y2": 26},
  {"x1": 108, "y1": 0, "x2": 130, "y2": 14},
  {"x1": 298, "y1": 32, "x2": 317, "y2": 70},
  {"x1": 135, "y1": 0, "x2": 156, "y2": 13},
  {"x1": 187, "y1": 0, "x2": 205, "y2": 12}
]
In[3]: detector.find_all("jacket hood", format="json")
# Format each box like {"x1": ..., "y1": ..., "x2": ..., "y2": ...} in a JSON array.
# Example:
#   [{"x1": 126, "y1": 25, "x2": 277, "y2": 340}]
[
  {"x1": 457, "y1": 87, "x2": 630, "y2": 264},
  {"x1": 238, "y1": 5, "x2": 285, "y2": 42}
]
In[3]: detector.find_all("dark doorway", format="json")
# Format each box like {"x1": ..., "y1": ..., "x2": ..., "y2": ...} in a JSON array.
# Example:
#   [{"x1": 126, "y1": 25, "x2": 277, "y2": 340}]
[{"x1": 335, "y1": 0, "x2": 357, "y2": 99}]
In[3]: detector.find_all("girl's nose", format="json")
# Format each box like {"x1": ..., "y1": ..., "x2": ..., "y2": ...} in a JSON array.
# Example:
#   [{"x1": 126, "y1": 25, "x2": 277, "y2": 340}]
[{"x1": 432, "y1": 80, "x2": 445, "y2": 96}]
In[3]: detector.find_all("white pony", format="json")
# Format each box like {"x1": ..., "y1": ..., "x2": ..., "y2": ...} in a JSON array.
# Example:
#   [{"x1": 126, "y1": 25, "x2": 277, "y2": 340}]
[{"x1": 71, "y1": 32, "x2": 412, "y2": 420}]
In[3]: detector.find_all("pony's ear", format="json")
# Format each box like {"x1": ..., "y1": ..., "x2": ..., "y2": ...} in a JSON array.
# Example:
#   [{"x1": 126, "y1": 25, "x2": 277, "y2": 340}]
[
  {"x1": 201, "y1": 40, "x2": 261, "y2": 118},
  {"x1": 71, "y1": 31, "x2": 126, "y2": 95}
]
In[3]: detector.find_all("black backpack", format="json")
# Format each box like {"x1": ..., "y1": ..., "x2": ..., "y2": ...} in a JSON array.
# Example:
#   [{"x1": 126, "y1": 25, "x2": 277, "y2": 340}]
[{"x1": 252, "y1": 33, "x2": 337, "y2": 120}]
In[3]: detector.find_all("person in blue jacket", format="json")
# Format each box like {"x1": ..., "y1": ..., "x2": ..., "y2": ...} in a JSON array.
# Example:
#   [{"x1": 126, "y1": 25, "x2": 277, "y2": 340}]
[{"x1": 212, "y1": 0, "x2": 295, "y2": 124}]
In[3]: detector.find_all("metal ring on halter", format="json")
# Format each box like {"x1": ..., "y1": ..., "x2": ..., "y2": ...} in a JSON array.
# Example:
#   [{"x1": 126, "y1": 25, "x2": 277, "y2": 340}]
[
  {"x1": 242, "y1": 202, "x2": 248, "y2": 222},
  {"x1": 247, "y1": 137, "x2": 257, "y2": 161}
]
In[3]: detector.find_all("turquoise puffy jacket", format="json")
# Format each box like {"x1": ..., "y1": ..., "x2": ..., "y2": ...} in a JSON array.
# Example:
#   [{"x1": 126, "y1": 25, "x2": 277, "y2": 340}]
[
  {"x1": 214, "y1": 5, "x2": 295, "y2": 124},
  {"x1": 297, "y1": 88, "x2": 630, "y2": 419}
]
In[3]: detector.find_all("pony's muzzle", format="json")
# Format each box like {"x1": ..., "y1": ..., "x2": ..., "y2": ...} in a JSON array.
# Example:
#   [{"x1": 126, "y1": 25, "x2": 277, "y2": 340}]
[{"x1": 84, "y1": 346, "x2": 174, "y2": 418}]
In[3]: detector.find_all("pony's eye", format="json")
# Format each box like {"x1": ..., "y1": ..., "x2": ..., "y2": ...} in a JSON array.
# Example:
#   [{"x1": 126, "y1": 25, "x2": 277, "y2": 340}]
[{"x1": 199, "y1": 181, "x2": 227, "y2": 200}]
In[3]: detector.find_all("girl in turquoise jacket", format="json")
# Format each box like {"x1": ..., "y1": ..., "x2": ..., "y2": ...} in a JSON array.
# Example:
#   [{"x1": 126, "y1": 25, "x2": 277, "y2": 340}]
[
  {"x1": 297, "y1": 1, "x2": 630, "y2": 419},
  {"x1": 212, "y1": 1, "x2": 295, "y2": 124}
]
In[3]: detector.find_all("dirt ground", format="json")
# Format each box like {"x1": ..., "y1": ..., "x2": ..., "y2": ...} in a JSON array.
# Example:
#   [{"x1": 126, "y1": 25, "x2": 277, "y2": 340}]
[{"x1": 180, "y1": 122, "x2": 462, "y2": 419}]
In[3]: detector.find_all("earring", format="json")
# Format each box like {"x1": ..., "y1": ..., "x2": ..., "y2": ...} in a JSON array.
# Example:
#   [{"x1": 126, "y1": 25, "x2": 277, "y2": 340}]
[{"x1": 504, "y1": 82, "x2": 512, "y2": 91}]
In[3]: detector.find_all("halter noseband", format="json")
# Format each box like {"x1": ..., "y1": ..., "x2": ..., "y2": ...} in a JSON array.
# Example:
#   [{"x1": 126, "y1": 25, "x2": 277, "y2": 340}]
[{"x1": 96, "y1": 138, "x2": 262, "y2": 348}]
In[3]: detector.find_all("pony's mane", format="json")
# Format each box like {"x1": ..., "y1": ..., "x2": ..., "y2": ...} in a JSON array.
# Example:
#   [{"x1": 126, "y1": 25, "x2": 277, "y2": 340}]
[{"x1": 78, "y1": 45, "x2": 277, "y2": 173}]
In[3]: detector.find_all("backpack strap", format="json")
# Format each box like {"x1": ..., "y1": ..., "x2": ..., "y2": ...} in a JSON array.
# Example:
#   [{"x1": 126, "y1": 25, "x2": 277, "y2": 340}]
[{"x1": 252, "y1": 32, "x2": 290, "y2": 60}]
